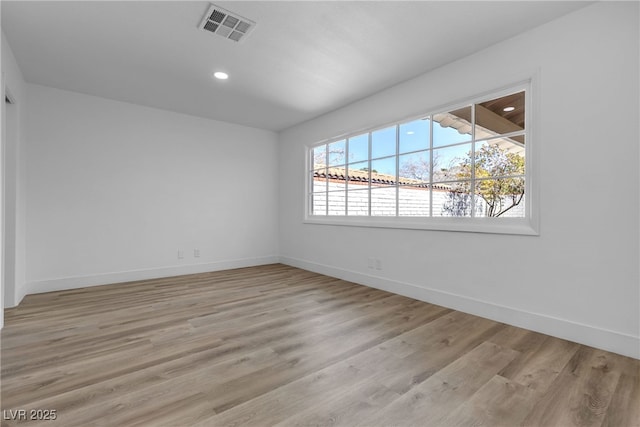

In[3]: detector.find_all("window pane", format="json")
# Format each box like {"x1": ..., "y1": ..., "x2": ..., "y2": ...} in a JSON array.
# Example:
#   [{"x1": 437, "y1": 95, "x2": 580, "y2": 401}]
[
  {"x1": 311, "y1": 192, "x2": 326, "y2": 216},
  {"x1": 312, "y1": 145, "x2": 327, "y2": 167},
  {"x1": 432, "y1": 143, "x2": 472, "y2": 182},
  {"x1": 399, "y1": 151, "x2": 430, "y2": 184},
  {"x1": 311, "y1": 167, "x2": 327, "y2": 193},
  {"x1": 328, "y1": 139, "x2": 346, "y2": 166},
  {"x1": 432, "y1": 181, "x2": 473, "y2": 217},
  {"x1": 371, "y1": 126, "x2": 396, "y2": 159},
  {"x1": 399, "y1": 185, "x2": 430, "y2": 217},
  {"x1": 399, "y1": 118, "x2": 430, "y2": 153},
  {"x1": 348, "y1": 134, "x2": 368, "y2": 163},
  {"x1": 476, "y1": 91, "x2": 525, "y2": 137},
  {"x1": 474, "y1": 177, "x2": 525, "y2": 218},
  {"x1": 370, "y1": 187, "x2": 396, "y2": 216},
  {"x1": 327, "y1": 190, "x2": 346, "y2": 215},
  {"x1": 433, "y1": 106, "x2": 472, "y2": 147},
  {"x1": 347, "y1": 161, "x2": 370, "y2": 189},
  {"x1": 308, "y1": 86, "x2": 529, "y2": 225},
  {"x1": 370, "y1": 158, "x2": 396, "y2": 185},
  {"x1": 476, "y1": 136, "x2": 525, "y2": 179},
  {"x1": 347, "y1": 188, "x2": 369, "y2": 216}
]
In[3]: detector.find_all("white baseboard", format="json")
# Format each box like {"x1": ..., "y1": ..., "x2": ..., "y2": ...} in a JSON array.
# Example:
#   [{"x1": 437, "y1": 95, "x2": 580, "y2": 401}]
[
  {"x1": 18, "y1": 255, "x2": 640, "y2": 359},
  {"x1": 14, "y1": 283, "x2": 27, "y2": 308},
  {"x1": 280, "y1": 256, "x2": 640, "y2": 360},
  {"x1": 3, "y1": 281, "x2": 29, "y2": 309},
  {"x1": 26, "y1": 256, "x2": 280, "y2": 296}
]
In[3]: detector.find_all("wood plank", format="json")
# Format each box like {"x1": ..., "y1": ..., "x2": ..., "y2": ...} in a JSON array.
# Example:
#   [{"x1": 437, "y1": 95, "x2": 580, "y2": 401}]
[
  {"x1": 521, "y1": 346, "x2": 628, "y2": 427},
  {"x1": 602, "y1": 373, "x2": 640, "y2": 427},
  {"x1": 202, "y1": 310, "x2": 490, "y2": 427},
  {"x1": 1, "y1": 264, "x2": 638, "y2": 427},
  {"x1": 438, "y1": 374, "x2": 538, "y2": 426},
  {"x1": 497, "y1": 334, "x2": 580, "y2": 394},
  {"x1": 354, "y1": 341, "x2": 521, "y2": 426},
  {"x1": 202, "y1": 300, "x2": 450, "y2": 414}
]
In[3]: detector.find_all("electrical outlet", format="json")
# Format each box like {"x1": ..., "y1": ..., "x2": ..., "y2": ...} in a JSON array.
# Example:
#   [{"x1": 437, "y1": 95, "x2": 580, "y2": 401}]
[
  {"x1": 194, "y1": 248, "x2": 200, "y2": 258},
  {"x1": 177, "y1": 250, "x2": 184, "y2": 259},
  {"x1": 375, "y1": 259, "x2": 382, "y2": 270},
  {"x1": 367, "y1": 257, "x2": 375, "y2": 269}
]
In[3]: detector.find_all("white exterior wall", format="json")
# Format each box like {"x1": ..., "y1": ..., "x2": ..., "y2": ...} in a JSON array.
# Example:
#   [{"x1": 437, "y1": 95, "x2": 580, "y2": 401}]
[{"x1": 314, "y1": 180, "x2": 525, "y2": 218}]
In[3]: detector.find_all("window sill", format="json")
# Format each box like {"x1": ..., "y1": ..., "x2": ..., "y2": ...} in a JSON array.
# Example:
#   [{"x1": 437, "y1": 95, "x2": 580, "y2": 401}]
[{"x1": 303, "y1": 216, "x2": 539, "y2": 236}]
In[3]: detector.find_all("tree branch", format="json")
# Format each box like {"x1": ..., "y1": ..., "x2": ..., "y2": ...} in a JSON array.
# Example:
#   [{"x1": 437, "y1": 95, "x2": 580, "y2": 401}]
[{"x1": 494, "y1": 191, "x2": 525, "y2": 217}]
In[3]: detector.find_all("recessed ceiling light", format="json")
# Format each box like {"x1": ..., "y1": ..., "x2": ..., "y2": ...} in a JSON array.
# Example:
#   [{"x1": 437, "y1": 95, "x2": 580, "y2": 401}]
[
  {"x1": 503, "y1": 106, "x2": 515, "y2": 112},
  {"x1": 407, "y1": 131, "x2": 415, "y2": 135},
  {"x1": 213, "y1": 71, "x2": 229, "y2": 80}
]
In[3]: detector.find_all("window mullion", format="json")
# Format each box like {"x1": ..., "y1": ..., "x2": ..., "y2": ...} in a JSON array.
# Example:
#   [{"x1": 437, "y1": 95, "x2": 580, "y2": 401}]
[
  {"x1": 429, "y1": 115, "x2": 433, "y2": 217},
  {"x1": 325, "y1": 144, "x2": 329, "y2": 216},
  {"x1": 368, "y1": 132, "x2": 372, "y2": 217},
  {"x1": 471, "y1": 104, "x2": 476, "y2": 218},
  {"x1": 345, "y1": 139, "x2": 349, "y2": 216},
  {"x1": 395, "y1": 125, "x2": 400, "y2": 217},
  {"x1": 312, "y1": 149, "x2": 317, "y2": 216}
]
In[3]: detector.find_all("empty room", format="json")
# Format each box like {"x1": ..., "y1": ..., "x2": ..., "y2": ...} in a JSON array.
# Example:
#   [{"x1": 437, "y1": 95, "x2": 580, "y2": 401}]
[{"x1": 1, "y1": 1, "x2": 639, "y2": 426}]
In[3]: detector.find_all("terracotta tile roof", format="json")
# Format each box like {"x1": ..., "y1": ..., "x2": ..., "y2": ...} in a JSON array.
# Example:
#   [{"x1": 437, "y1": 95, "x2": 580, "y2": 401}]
[{"x1": 313, "y1": 165, "x2": 451, "y2": 190}]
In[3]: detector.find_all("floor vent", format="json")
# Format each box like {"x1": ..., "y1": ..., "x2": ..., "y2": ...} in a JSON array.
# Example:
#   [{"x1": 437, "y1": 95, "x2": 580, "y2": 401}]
[{"x1": 199, "y1": 4, "x2": 256, "y2": 43}]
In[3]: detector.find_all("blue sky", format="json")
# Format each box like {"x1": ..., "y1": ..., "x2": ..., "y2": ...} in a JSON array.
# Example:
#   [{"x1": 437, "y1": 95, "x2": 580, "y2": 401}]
[{"x1": 317, "y1": 117, "x2": 473, "y2": 181}]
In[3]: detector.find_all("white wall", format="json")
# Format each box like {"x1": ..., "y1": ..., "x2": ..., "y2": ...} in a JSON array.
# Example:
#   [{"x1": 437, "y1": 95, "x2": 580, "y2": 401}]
[
  {"x1": 279, "y1": 2, "x2": 640, "y2": 358},
  {"x1": 26, "y1": 84, "x2": 279, "y2": 293},
  {"x1": 1, "y1": 31, "x2": 28, "y2": 313}
]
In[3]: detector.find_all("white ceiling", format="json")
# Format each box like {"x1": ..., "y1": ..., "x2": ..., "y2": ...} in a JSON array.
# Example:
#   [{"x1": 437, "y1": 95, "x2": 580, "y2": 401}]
[{"x1": 2, "y1": 1, "x2": 590, "y2": 131}]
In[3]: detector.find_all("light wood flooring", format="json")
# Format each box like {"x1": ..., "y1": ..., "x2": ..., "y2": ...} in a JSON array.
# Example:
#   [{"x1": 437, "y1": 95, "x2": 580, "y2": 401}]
[{"x1": 1, "y1": 264, "x2": 639, "y2": 426}]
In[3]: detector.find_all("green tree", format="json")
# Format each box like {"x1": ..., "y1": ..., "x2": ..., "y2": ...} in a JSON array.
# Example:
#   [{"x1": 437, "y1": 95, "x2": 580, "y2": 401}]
[{"x1": 457, "y1": 144, "x2": 525, "y2": 217}]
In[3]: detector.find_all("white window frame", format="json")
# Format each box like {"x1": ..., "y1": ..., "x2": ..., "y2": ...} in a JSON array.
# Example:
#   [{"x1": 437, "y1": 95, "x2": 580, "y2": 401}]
[{"x1": 304, "y1": 80, "x2": 539, "y2": 236}]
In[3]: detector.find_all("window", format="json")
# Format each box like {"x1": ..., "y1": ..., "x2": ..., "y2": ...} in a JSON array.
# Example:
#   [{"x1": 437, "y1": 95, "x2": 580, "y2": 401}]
[{"x1": 306, "y1": 84, "x2": 536, "y2": 235}]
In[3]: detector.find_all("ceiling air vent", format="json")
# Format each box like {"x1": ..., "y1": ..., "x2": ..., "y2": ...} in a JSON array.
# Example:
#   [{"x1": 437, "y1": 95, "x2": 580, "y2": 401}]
[{"x1": 199, "y1": 4, "x2": 256, "y2": 43}]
